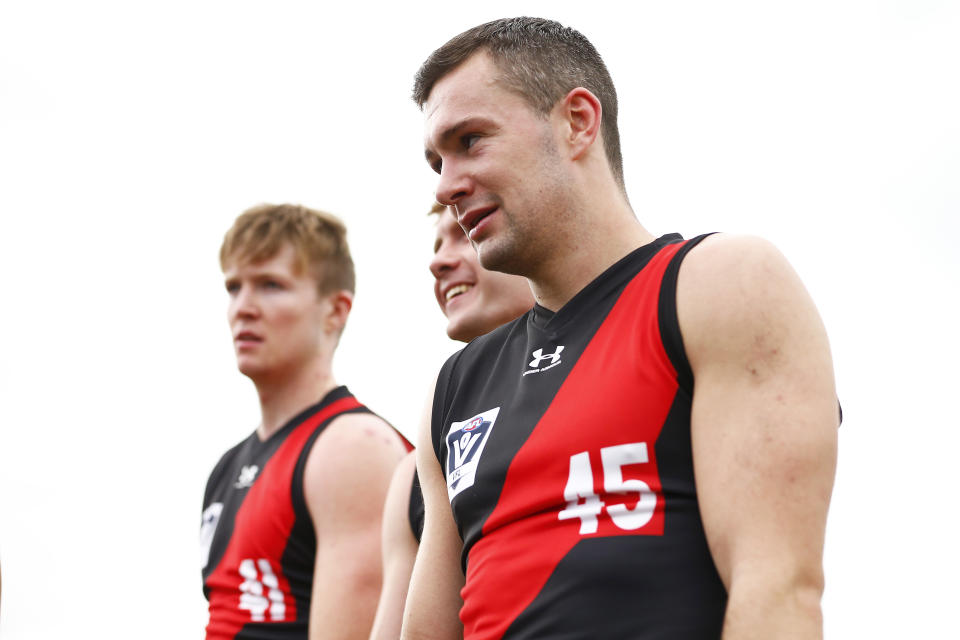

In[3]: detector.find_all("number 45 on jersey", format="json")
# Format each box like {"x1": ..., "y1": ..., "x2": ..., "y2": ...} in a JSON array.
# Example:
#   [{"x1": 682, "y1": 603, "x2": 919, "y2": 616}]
[{"x1": 558, "y1": 442, "x2": 658, "y2": 535}]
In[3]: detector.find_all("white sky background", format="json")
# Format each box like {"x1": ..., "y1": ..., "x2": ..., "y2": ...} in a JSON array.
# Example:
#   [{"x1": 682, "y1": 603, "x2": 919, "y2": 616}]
[{"x1": 0, "y1": 0, "x2": 957, "y2": 637}]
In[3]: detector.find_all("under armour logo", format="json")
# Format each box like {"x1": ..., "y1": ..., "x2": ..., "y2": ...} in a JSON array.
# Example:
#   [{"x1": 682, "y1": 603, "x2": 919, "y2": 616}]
[
  {"x1": 234, "y1": 465, "x2": 260, "y2": 489},
  {"x1": 527, "y1": 345, "x2": 565, "y2": 372}
]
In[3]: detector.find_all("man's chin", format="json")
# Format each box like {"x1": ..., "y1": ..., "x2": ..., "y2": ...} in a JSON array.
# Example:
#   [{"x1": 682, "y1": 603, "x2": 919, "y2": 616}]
[
  {"x1": 447, "y1": 314, "x2": 494, "y2": 344},
  {"x1": 476, "y1": 241, "x2": 523, "y2": 277},
  {"x1": 236, "y1": 358, "x2": 269, "y2": 381},
  {"x1": 446, "y1": 317, "x2": 476, "y2": 343}
]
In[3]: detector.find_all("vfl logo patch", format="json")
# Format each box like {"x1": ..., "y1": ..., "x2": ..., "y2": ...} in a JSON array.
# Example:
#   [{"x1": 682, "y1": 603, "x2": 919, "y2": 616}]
[
  {"x1": 523, "y1": 345, "x2": 565, "y2": 376},
  {"x1": 445, "y1": 407, "x2": 500, "y2": 501}
]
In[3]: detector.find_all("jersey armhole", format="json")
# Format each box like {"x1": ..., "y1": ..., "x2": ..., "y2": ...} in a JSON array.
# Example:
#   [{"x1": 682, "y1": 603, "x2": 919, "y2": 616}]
[
  {"x1": 290, "y1": 406, "x2": 374, "y2": 521},
  {"x1": 658, "y1": 233, "x2": 717, "y2": 397},
  {"x1": 431, "y1": 350, "x2": 466, "y2": 467},
  {"x1": 408, "y1": 470, "x2": 425, "y2": 544}
]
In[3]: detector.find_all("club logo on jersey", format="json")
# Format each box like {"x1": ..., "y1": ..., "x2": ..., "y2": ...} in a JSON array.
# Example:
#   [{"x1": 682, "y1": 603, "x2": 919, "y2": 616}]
[
  {"x1": 445, "y1": 407, "x2": 500, "y2": 501},
  {"x1": 234, "y1": 465, "x2": 260, "y2": 489},
  {"x1": 524, "y1": 345, "x2": 565, "y2": 376}
]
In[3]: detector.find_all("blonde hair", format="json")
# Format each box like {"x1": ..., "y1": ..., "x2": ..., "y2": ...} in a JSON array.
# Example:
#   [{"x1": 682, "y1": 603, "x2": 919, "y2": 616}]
[{"x1": 220, "y1": 203, "x2": 355, "y2": 294}]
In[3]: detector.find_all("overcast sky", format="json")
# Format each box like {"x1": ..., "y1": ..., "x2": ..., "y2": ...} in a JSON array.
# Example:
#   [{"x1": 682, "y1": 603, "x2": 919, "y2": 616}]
[{"x1": 1, "y1": 1, "x2": 957, "y2": 638}]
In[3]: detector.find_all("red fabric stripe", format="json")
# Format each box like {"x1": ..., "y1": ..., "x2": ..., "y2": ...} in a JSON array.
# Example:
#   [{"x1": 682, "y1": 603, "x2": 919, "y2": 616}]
[
  {"x1": 205, "y1": 396, "x2": 361, "y2": 639},
  {"x1": 459, "y1": 243, "x2": 684, "y2": 639}
]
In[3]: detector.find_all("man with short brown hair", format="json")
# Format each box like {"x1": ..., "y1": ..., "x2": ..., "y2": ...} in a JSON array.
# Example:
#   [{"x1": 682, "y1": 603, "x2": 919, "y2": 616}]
[
  {"x1": 201, "y1": 203, "x2": 409, "y2": 640},
  {"x1": 405, "y1": 17, "x2": 839, "y2": 640}
]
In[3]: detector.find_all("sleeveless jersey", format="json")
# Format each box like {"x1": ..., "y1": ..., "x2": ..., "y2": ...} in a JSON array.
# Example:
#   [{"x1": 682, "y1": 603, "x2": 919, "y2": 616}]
[
  {"x1": 431, "y1": 234, "x2": 727, "y2": 639},
  {"x1": 409, "y1": 470, "x2": 425, "y2": 544},
  {"x1": 200, "y1": 386, "x2": 409, "y2": 639}
]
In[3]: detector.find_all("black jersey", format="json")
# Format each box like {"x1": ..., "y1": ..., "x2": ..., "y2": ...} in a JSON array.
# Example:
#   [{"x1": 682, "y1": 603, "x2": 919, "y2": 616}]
[
  {"x1": 200, "y1": 386, "x2": 409, "y2": 639},
  {"x1": 409, "y1": 470, "x2": 425, "y2": 544},
  {"x1": 431, "y1": 234, "x2": 727, "y2": 639}
]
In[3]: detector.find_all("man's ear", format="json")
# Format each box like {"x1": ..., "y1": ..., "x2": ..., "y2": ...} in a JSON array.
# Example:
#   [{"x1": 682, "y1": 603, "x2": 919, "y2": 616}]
[
  {"x1": 558, "y1": 87, "x2": 602, "y2": 161},
  {"x1": 324, "y1": 290, "x2": 354, "y2": 333}
]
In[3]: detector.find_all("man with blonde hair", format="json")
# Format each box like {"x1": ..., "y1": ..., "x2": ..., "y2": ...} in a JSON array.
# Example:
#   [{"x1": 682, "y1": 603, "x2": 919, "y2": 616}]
[{"x1": 200, "y1": 204, "x2": 410, "y2": 640}]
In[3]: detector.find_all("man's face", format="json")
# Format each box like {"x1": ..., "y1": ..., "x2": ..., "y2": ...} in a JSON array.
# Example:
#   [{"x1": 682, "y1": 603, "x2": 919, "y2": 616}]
[
  {"x1": 223, "y1": 244, "x2": 332, "y2": 382},
  {"x1": 430, "y1": 208, "x2": 534, "y2": 342},
  {"x1": 423, "y1": 52, "x2": 571, "y2": 277}
]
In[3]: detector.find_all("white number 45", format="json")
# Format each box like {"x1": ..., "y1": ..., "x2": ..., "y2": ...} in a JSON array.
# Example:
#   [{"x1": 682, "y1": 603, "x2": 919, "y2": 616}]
[{"x1": 558, "y1": 442, "x2": 657, "y2": 535}]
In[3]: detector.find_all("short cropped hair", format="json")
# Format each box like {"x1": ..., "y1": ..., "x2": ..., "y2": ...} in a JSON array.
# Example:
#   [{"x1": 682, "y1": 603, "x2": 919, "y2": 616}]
[
  {"x1": 413, "y1": 17, "x2": 624, "y2": 189},
  {"x1": 220, "y1": 203, "x2": 355, "y2": 295}
]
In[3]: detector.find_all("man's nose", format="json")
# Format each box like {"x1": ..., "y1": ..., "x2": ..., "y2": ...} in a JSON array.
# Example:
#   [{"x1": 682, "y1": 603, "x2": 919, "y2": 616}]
[
  {"x1": 435, "y1": 159, "x2": 473, "y2": 208},
  {"x1": 430, "y1": 244, "x2": 461, "y2": 279},
  {"x1": 230, "y1": 285, "x2": 260, "y2": 320}
]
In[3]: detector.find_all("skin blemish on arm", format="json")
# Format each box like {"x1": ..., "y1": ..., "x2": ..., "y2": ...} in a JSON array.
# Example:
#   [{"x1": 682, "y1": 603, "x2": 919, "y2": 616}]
[{"x1": 361, "y1": 426, "x2": 403, "y2": 447}]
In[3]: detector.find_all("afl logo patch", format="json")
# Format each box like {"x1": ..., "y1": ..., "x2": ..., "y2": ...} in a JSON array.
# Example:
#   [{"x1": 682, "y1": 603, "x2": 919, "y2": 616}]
[{"x1": 445, "y1": 407, "x2": 500, "y2": 501}]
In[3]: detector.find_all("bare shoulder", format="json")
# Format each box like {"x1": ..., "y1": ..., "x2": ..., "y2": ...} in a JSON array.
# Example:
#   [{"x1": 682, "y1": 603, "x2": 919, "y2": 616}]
[
  {"x1": 678, "y1": 233, "x2": 803, "y2": 312},
  {"x1": 681, "y1": 232, "x2": 786, "y2": 271},
  {"x1": 303, "y1": 412, "x2": 408, "y2": 527},
  {"x1": 677, "y1": 233, "x2": 828, "y2": 369},
  {"x1": 311, "y1": 411, "x2": 409, "y2": 461}
]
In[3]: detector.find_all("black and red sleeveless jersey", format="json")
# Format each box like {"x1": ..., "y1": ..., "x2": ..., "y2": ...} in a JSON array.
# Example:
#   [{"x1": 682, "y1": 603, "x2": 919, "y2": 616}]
[
  {"x1": 431, "y1": 234, "x2": 727, "y2": 639},
  {"x1": 200, "y1": 386, "x2": 410, "y2": 640},
  {"x1": 408, "y1": 470, "x2": 425, "y2": 544}
]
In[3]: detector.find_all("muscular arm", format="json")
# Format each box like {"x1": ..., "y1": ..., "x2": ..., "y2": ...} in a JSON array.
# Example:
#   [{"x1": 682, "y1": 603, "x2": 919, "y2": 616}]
[
  {"x1": 303, "y1": 413, "x2": 407, "y2": 640},
  {"x1": 368, "y1": 451, "x2": 419, "y2": 640},
  {"x1": 679, "y1": 235, "x2": 839, "y2": 639},
  {"x1": 401, "y1": 387, "x2": 465, "y2": 640}
]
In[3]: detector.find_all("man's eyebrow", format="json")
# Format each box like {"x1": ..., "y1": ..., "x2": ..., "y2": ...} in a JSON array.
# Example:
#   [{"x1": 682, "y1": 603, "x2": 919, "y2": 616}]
[{"x1": 425, "y1": 117, "x2": 494, "y2": 160}]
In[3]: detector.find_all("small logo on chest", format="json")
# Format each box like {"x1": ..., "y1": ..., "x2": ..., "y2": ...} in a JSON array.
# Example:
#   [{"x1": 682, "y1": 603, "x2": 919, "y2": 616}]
[
  {"x1": 524, "y1": 345, "x2": 565, "y2": 376},
  {"x1": 234, "y1": 465, "x2": 260, "y2": 489},
  {"x1": 445, "y1": 407, "x2": 500, "y2": 500}
]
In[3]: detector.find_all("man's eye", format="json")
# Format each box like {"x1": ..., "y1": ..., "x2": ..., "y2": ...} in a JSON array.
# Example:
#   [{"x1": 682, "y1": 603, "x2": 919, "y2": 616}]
[
  {"x1": 225, "y1": 282, "x2": 240, "y2": 294},
  {"x1": 263, "y1": 280, "x2": 282, "y2": 290},
  {"x1": 462, "y1": 134, "x2": 479, "y2": 149}
]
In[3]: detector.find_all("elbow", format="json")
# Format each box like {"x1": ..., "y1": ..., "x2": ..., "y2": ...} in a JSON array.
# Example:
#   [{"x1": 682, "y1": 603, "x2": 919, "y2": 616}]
[
  {"x1": 739, "y1": 559, "x2": 825, "y2": 601},
  {"x1": 724, "y1": 564, "x2": 825, "y2": 635}
]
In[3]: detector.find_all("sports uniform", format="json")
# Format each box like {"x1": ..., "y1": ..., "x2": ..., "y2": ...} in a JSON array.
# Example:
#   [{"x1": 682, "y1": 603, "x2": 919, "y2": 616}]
[
  {"x1": 408, "y1": 471, "x2": 425, "y2": 543},
  {"x1": 200, "y1": 386, "x2": 409, "y2": 640},
  {"x1": 431, "y1": 234, "x2": 727, "y2": 639}
]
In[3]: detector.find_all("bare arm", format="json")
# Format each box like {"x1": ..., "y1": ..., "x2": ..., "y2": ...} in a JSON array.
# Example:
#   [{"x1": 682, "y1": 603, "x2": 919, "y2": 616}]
[
  {"x1": 303, "y1": 413, "x2": 407, "y2": 640},
  {"x1": 401, "y1": 387, "x2": 465, "y2": 640},
  {"x1": 368, "y1": 451, "x2": 419, "y2": 640},
  {"x1": 679, "y1": 235, "x2": 839, "y2": 639}
]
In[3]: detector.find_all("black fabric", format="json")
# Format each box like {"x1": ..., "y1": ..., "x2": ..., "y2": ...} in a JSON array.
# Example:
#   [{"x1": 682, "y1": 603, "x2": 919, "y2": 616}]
[
  {"x1": 657, "y1": 233, "x2": 716, "y2": 396},
  {"x1": 433, "y1": 235, "x2": 682, "y2": 569},
  {"x1": 428, "y1": 234, "x2": 728, "y2": 639},
  {"x1": 408, "y1": 470, "x2": 425, "y2": 544}
]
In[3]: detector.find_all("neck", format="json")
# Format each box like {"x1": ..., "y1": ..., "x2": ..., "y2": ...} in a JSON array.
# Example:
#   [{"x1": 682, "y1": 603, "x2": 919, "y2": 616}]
[
  {"x1": 252, "y1": 362, "x2": 338, "y2": 440},
  {"x1": 529, "y1": 189, "x2": 654, "y2": 311}
]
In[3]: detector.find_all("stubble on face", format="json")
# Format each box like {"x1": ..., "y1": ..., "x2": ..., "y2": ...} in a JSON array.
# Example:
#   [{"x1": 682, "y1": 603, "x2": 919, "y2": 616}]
[
  {"x1": 425, "y1": 51, "x2": 575, "y2": 282},
  {"x1": 471, "y1": 124, "x2": 572, "y2": 280}
]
